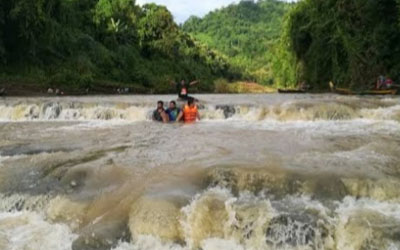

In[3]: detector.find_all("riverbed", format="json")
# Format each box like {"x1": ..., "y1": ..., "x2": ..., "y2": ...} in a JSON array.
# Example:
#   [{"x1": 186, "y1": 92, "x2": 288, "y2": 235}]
[{"x1": 0, "y1": 94, "x2": 400, "y2": 250}]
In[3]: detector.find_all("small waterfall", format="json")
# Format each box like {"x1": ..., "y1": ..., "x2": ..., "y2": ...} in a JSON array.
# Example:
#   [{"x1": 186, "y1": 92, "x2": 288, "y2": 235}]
[{"x1": 0, "y1": 100, "x2": 399, "y2": 122}]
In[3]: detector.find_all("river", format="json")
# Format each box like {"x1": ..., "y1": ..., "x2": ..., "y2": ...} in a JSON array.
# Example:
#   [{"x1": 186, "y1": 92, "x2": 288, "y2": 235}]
[{"x1": 0, "y1": 94, "x2": 400, "y2": 250}]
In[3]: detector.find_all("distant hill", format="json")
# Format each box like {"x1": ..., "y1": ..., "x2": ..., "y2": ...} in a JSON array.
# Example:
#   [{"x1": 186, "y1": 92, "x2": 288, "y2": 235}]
[{"x1": 182, "y1": 0, "x2": 293, "y2": 85}]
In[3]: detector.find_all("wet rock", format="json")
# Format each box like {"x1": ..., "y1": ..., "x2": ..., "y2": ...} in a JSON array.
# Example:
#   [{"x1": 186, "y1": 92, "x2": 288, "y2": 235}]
[
  {"x1": 60, "y1": 169, "x2": 88, "y2": 192},
  {"x1": 28, "y1": 105, "x2": 40, "y2": 119},
  {"x1": 42, "y1": 102, "x2": 61, "y2": 119},
  {"x1": 216, "y1": 105, "x2": 236, "y2": 118}
]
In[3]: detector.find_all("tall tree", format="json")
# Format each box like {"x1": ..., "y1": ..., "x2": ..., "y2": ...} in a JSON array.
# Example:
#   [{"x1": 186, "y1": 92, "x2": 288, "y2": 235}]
[
  {"x1": 137, "y1": 4, "x2": 178, "y2": 56},
  {"x1": 278, "y1": 0, "x2": 400, "y2": 89}
]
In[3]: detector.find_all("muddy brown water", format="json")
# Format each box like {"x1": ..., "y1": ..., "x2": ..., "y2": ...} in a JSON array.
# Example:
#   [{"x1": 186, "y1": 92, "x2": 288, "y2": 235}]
[{"x1": 0, "y1": 94, "x2": 400, "y2": 250}]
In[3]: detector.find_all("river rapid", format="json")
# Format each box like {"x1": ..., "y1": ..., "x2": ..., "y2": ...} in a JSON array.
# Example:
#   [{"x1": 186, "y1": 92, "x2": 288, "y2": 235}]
[{"x1": 0, "y1": 94, "x2": 400, "y2": 250}]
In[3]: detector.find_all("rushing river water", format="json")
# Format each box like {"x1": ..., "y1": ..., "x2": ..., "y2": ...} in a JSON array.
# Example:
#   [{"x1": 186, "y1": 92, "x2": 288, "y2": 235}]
[{"x1": 0, "y1": 94, "x2": 400, "y2": 250}]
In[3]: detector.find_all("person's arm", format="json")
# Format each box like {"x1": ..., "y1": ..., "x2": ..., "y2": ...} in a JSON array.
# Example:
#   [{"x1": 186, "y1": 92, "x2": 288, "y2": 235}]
[
  {"x1": 177, "y1": 110, "x2": 184, "y2": 122},
  {"x1": 161, "y1": 111, "x2": 169, "y2": 123},
  {"x1": 190, "y1": 80, "x2": 199, "y2": 86},
  {"x1": 197, "y1": 111, "x2": 200, "y2": 121}
]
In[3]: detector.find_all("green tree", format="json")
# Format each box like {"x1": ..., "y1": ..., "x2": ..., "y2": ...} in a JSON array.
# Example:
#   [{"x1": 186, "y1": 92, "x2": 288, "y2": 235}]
[
  {"x1": 278, "y1": 0, "x2": 400, "y2": 89},
  {"x1": 94, "y1": 0, "x2": 139, "y2": 44},
  {"x1": 0, "y1": 1, "x2": 4, "y2": 63},
  {"x1": 137, "y1": 4, "x2": 179, "y2": 56}
]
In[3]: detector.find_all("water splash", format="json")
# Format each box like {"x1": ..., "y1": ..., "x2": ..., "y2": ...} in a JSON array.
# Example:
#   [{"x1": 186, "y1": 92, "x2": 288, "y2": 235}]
[
  {"x1": 0, "y1": 99, "x2": 399, "y2": 122},
  {"x1": 0, "y1": 211, "x2": 77, "y2": 250}
]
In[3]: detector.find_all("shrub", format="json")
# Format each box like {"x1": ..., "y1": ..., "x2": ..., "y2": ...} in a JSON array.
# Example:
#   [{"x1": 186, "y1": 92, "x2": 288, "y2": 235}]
[{"x1": 214, "y1": 78, "x2": 230, "y2": 93}]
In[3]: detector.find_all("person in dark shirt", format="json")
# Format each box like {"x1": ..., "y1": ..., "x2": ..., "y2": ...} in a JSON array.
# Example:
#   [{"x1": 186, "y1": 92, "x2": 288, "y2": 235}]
[
  {"x1": 173, "y1": 79, "x2": 199, "y2": 100},
  {"x1": 152, "y1": 101, "x2": 169, "y2": 123},
  {"x1": 166, "y1": 101, "x2": 181, "y2": 122}
]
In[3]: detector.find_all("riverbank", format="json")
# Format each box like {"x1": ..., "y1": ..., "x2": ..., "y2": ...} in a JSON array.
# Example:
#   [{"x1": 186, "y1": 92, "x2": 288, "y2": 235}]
[
  {"x1": 0, "y1": 78, "x2": 151, "y2": 96},
  {"x1": 0, "y1": 79, "x2": 277, "y2": 96}
]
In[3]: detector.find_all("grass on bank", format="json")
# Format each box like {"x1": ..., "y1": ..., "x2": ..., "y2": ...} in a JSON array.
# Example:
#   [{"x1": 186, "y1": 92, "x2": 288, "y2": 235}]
[{"x1": 214, "y1": 79, "x2": 276, "y2": 94}]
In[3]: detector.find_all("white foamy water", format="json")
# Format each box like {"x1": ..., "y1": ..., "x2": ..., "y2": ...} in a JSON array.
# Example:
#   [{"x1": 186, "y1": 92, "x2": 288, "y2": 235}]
[
  {"x1": 1, "y1": 94, "x2": 400, "y2": 250},
  {"x1": 0, "y1": 212, "x2": 77, "y2": 250},
  {"x1": 0, "y1": 94, "x2": 399, "y2": 122},
  {"x1": 112, "y1": 237, "x2": 245, "y2": 250}
]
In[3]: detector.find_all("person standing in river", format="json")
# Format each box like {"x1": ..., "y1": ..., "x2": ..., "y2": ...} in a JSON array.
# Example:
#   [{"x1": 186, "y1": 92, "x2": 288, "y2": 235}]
[
  {"x1": 166, "y1": 101, "x2": 181, "y2": 122},
  {"x1": 153, "y1": 101, "x2": 169, "y2": 123},
  {"x1": 172, "y1": 79, "x2": 199, "y2": 101},
  {"x1": 177, "y1": 98, "x2": 200, "y2": 123}
]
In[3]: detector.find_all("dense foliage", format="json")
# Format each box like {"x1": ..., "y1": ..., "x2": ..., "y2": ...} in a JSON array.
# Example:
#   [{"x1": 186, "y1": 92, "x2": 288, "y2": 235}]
[
  {"x1": 275, "y1": 0, "x2": 400, "y2": 90},
  {"x1": 183, "y1": 0, "x2": 292, "y2": 85},
  {"x1": 0, "y1": 0, "x2": 239, "y2": 93},
  {"x1": 2, "y1": 0, "x2": 400, "y2": 93}
]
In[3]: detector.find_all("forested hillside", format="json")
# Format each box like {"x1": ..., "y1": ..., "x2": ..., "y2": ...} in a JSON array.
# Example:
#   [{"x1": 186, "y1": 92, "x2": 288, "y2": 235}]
[
  {"x1": 183, "y1": 0, "x2": 292, "y2": 85},
  {"x1": 2, "y1": 0, "x2": 400, "y2": 93},
  {"x1": 273, "y1": 0, "x2": 400, "y2": 90},
  {"x1": 0, "y1": 0, "x2": 239, "y2": 93}
]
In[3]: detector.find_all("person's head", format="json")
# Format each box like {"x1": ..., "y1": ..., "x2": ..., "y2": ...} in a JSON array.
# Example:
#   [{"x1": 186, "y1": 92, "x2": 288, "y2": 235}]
[
  {"x1": 169, "y1": 101, "x2": 176, "y2": 109},
  {"x1": 157, "y1": 101, "x2": 164, "y2": 110},
  {"x1": 187, "y1": 98, "x2": 195, "y2": 107}
]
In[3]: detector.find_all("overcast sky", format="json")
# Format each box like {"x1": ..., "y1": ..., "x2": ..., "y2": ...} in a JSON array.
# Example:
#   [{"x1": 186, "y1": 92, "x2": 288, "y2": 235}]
[{"x1": 136, "y1": 0, "x2": 242, "y2": 23}]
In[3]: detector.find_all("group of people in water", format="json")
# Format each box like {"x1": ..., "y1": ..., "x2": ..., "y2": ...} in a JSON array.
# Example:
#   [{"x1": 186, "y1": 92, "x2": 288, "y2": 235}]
[
  {"x1": 153, "y1": 98, "x2": 200, "y2": 123},
  {"x1": 153, "y1": 79, "x2": 201, "y2": 123}
]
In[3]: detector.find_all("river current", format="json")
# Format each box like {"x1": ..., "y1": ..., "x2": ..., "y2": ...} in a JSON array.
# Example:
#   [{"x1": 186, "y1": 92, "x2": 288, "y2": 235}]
[{"x1": 0, "y1": 94, "x2": 400, "y2": 250}]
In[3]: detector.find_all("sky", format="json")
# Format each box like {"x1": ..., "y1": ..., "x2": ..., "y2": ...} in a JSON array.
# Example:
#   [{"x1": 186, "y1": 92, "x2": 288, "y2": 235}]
[{"x1": 136, "y1": 0, "x2": 241, "y2": 23}]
